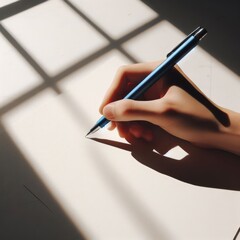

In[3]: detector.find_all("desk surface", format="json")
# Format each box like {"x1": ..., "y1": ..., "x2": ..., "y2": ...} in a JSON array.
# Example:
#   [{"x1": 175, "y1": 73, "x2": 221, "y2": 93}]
[{"x1": 1, "y1": 1, "x2": 240, "y2": 240}]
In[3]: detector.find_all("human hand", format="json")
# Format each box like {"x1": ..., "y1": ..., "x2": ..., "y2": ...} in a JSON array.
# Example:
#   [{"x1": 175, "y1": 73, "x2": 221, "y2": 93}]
[{"x1": 99, "y1": 61, "x2": 240, "y2": 154}]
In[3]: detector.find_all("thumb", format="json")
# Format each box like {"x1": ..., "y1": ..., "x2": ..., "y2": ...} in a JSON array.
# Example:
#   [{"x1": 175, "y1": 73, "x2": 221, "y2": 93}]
[{"x1": 102, "y1": 99, "x2": 168, "y2": 123}]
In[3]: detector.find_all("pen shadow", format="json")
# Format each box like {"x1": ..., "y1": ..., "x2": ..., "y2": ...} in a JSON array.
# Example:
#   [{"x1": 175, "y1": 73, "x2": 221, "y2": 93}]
[{"x1": 91, "y1": 126, "x2": 240, "y2": 191}]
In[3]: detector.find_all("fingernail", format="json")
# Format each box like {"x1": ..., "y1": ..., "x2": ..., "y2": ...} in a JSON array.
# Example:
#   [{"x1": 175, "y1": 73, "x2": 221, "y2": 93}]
[{"x1": 103, "y1": 104, "x2": 115, "y2": 120}]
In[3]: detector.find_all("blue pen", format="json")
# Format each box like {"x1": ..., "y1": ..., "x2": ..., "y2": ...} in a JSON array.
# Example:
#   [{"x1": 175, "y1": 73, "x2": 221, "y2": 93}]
[{"x1": 86, "y1": 26, "x2": 207, "y2": 136}]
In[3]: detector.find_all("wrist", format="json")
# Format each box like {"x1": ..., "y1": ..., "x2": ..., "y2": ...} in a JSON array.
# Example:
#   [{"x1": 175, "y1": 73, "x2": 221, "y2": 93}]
[{"x1": 217, "y1": 109, "x2": 240, "y2": 156}]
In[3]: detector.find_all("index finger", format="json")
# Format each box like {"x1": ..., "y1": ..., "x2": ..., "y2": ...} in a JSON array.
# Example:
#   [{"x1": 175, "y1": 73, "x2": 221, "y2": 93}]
[{"x1": 99, "y1": 61, "x2": 161, "y2": 114}]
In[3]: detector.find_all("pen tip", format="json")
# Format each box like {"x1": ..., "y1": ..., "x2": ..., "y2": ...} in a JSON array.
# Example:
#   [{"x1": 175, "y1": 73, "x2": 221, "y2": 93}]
[
  {"x1": 85, "y1": 126, "x2": 101, "y2": 138},
  {"x1": 85, "y1": 132, "x2": 91, "y2": 138}
]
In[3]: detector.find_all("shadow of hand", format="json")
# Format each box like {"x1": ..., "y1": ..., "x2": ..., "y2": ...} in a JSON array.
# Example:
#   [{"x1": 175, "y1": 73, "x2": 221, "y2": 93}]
[{"x1": 92, "y1": 125, "x2": 240, "y2": 191}]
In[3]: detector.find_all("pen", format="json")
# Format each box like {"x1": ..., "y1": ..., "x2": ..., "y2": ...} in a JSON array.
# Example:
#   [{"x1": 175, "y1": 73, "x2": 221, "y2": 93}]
[{"x1": 86, "y1": 26, "x2": 207, "y2": 136}]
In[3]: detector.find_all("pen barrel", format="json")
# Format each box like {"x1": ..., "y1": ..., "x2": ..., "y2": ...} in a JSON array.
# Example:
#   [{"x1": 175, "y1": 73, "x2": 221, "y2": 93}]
[
  {"x1": 124, "y1": 36, "x2": 198, "y2": 100},
  {"x1": 95, "y1": 115, "x2": 109, "y2": 129},
  {"x1": 88, "y1": 27, "x2": 207, "y2": 134}
]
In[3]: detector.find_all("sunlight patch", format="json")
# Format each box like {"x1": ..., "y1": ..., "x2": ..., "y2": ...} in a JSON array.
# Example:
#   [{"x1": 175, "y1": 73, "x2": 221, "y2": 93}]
[{"x1": 163, "y1": 146, "x2": 188, "y2": 160}]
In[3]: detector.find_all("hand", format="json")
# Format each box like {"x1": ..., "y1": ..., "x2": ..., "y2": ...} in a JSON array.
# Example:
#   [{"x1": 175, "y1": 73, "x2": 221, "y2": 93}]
[{"x1": 99, "y1": 61, "x2": 240, "y2": 155}]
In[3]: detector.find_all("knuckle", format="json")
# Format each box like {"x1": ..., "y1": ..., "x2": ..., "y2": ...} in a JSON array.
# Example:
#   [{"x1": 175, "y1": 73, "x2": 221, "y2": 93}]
[
  {"x1": 159, "y1": 88, "x2": 180, "y2": 113},
  {"x1": 115, "y1": 65, "x2": 129, "y2": 85},
  {"x1": 157, "y1": 99, "x2": 173, "y2": 113},
  {"x1": 166, "y1": 85, "x2": 178, "y2": 95},
  {"x1": 116, "y1": 65, "x2": 128, "y2": 76}
]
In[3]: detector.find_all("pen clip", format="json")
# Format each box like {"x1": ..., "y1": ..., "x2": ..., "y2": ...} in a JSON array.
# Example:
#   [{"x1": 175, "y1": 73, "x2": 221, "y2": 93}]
[{"x1": 166, "y1": 26, "x2": 202, "y2": 58}]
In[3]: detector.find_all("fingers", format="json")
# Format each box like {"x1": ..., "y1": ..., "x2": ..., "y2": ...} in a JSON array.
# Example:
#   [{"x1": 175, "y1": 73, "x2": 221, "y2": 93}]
[
  {"x1": 99, "y1": 61, "x2": 161, "y2": 114},
  {"x1": 106, "y1": 121, "x2": 116, "y2": 131},
  {"x1": 129, "y1": 123, "x2": 154, "y2": 141},
  {"x1": 116, "y1": 122, "x2": 154, "y2": 142},
  {"x1": 102, "y1": 98, "x2": 171, "y2": 124}
]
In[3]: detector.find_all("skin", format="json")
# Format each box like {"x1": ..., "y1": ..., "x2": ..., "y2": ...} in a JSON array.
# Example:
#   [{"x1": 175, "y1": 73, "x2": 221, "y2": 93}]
[{"x1": 99, "y1": 61, "x2": 240, "y2": 156}]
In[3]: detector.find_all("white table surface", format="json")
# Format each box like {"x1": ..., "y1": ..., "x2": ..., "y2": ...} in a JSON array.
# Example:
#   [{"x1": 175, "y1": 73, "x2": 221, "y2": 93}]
[{"x1": 1, "y1": 1, "x2": 240, "y2": 239}]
